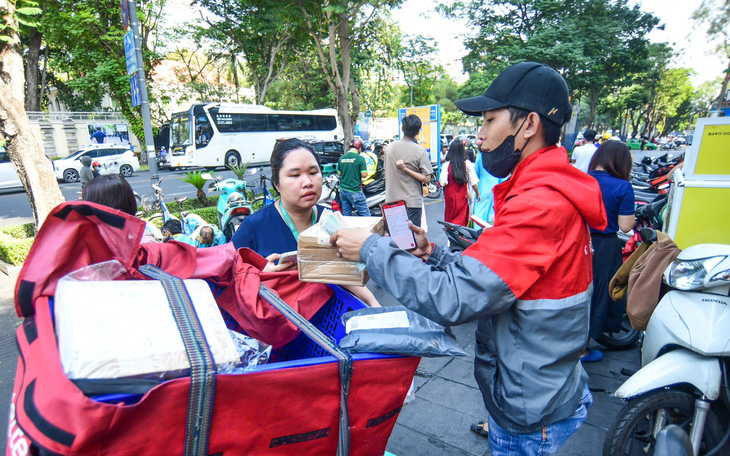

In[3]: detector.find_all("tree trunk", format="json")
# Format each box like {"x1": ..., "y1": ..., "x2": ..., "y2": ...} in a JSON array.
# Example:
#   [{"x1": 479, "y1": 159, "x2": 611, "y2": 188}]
[
  {"x1": 24, "y1": 27, "x2": 42, "y2": 111},
  {"x1": 0, "y1": 2, "x2": 65, "y2": 228},
  {"x1": 587, "y1": 88, "x2": 599, "y2": 129}
]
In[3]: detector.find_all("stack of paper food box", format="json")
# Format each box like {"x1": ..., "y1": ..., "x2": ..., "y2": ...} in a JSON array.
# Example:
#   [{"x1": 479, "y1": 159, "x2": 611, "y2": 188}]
[{"x1": 298, "y1": 216, "x2": 384, "y2": 286}]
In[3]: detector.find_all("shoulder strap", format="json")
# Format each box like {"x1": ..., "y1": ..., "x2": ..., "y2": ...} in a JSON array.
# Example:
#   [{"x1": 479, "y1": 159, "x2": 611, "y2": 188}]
[{"x1": 139, "y1": 265, "x2": 216, "y2": 456}]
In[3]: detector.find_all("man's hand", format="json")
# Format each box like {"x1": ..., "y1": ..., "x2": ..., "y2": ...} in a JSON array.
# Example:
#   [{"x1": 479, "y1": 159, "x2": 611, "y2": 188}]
[
  {"x1": 331, "y1": 228, "x2": 374, "y2": 262},
  {"x1": 407, "y1": 221, "x2": 433, "y2": 261},
  {"x1": 395, "y1": 159, "x2": 406, "y2": 171},
  {"x1": 262, "y1": 253, "x2": 297, "y2": 272}
]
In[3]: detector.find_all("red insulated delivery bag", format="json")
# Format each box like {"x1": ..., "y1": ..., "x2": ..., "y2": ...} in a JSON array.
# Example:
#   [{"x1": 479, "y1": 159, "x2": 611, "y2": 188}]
[{"x1": 7, "y1": 202, "x2": 419, "y2": 456}]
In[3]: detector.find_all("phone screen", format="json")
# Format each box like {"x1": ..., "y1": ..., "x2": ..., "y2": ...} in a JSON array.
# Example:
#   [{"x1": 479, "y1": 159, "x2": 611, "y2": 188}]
[{"x1": 382, "y1": 201, "x2": 417, "y2": 250}]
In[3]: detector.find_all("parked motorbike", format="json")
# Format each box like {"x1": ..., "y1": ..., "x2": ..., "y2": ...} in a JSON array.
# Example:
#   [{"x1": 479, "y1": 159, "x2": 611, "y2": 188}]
[
  {"x1": 205, "y1": 175, "x2": 252, "y2": 241},
  {"x1": 438, "y1": 219, "x2": 484, "y2": 252},
  {"x1": 604, "y1": 241, "x2": 730, "y2": 456},
  {"x1": 318, "y1": 170, "x2": 386, "y2": 216}
]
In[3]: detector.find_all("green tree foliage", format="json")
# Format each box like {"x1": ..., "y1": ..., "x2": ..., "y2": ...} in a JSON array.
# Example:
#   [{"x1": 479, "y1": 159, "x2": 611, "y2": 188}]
[
  {"x1": 691, "y1": 77, "x2": 723, "y2": 119},
  {"x1": 440, "y1": 0, "x2": 660, "y2": 127},
  {"x1": 193, "y1": 0, "x2": 307, "y2": 105},
  {"x1": 265, "y1": 46, "x2": 335, "y2": 110},
  {"x1": 162, "y1": 24, "x2": 248, "y2": 107},
  {"x1": 693, "y1": 0, "x2": 730, "y2": 59},
  {"x1": 292, "y1": 0, "x2": 405, "y2": 144},
  {"x1": 352, "y1": 12, "x2": 402, "y2": 117},
  {"x1": 652, "y1": 68, "x2": 695, "y2": 135},
  {"x1": 396, "y1": 35, "x2": 445, "y2": 107},
  {"x1": 38, "y1": 0, "x2": 166, "y2": 144},
  {"x1": 693, "y1": 0, "x2": 730, "y2": 110}
]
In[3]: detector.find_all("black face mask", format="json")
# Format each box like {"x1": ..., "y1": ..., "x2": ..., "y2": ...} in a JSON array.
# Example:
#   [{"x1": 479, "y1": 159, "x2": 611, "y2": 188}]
[{"x1": 481, "y1": 117, "x2": 530, "y2": 178}]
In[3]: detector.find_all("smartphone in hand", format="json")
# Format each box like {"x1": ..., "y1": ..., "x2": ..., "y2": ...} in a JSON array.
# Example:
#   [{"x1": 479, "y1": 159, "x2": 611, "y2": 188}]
[
  {"x1": 381, "y1": 200, "x2": 417, "y2": 251},
  {"x1": 279, "y1": 250, "x2": 298, "y2": 265}
]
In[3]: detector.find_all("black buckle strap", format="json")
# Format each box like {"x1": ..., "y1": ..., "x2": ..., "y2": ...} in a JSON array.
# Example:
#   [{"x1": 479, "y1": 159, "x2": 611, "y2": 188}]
[{"x1": 139, "y1": 265, "x2": 216, "y2": 456}]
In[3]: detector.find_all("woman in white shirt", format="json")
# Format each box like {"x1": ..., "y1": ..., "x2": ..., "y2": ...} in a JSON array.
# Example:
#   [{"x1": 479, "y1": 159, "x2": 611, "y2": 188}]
[{"x1": 440, "y1": 140, "x2": 479, "y2": 226}]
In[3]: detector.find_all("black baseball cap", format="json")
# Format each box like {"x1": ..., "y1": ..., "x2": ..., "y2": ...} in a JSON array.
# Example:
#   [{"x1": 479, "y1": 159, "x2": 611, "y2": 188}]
[{"x1": 454, "y1": 62, "x2": 572, "y2": 126}]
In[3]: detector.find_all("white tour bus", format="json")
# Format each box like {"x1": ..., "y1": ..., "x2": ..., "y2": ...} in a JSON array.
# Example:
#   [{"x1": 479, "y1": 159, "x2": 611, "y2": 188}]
[{"x1": 168, "y1": 103, "x2": 343, "y2": 169}]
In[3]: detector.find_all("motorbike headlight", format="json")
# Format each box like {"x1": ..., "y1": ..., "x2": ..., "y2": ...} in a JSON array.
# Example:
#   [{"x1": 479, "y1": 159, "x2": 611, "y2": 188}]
[{"x1": 664, "y1": 256, "x2": 725, "y2": 290}]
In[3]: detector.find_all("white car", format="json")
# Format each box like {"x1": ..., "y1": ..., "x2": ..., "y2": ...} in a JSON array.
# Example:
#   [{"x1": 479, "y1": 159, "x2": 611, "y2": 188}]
[
  {"x1": 54, "y1": 145, "x2": 140, "y2": 183},
  {"x1": 0, "y1": 147, "x2": 54, "y2": 191}
]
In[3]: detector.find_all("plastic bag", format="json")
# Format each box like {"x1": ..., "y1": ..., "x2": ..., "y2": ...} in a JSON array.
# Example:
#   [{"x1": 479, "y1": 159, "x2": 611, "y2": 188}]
[
  {"x1": 339, "y1": 306, "x2": 467, "y2": 357},
  {"x1": 59, "y1": 259, "x2": 128, "y2": 282},
  {"x1": 220, "y1": 330, "x2": 272, "y2": 374}
]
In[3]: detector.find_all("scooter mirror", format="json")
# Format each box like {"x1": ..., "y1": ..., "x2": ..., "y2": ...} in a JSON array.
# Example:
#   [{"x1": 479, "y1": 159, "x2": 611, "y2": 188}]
[{"x1": 201, "y1": 173, "x2": 213, "y2": 180}]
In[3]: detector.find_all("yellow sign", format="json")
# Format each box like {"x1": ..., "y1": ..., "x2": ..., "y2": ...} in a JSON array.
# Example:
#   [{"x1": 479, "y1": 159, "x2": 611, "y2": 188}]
[
  {"x1": 673, "y1": 186, "x2": 730, "y2": 249},
  {"x1": 404, "y1": 106, "x2": 433, "y2": 152},
  {"x1": 695, "y1": 124, "x2": 730, "y2": 176},
  {"x1": 400, "y1": 105, "x2": 441, "y2": 163}
]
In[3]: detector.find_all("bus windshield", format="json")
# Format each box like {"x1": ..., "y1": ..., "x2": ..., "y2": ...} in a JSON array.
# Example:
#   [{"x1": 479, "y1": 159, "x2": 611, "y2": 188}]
[{"x1": 170, "y1": 113, "x2": 191, "y2": 148}]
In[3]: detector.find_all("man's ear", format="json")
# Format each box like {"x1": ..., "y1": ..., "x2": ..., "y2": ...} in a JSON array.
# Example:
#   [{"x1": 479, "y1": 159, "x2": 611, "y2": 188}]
[{"x1": 523, "y1": 112, "x2": 541, "y2": 140}]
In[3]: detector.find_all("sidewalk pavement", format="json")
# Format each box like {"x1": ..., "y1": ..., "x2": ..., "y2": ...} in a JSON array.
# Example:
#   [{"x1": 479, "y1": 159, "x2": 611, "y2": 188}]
[{"x1": 0, "y1": 198, "x2": 641, "y2": 455}]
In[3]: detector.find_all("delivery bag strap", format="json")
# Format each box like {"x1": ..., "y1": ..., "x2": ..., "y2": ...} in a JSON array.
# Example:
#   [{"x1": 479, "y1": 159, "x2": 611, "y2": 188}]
[
  {"x1": 259, "y1": 283, "x2": 353, "y2": 456},
  {"x1": 139, "y1": 265, "x2": 216, "y2": 456}
]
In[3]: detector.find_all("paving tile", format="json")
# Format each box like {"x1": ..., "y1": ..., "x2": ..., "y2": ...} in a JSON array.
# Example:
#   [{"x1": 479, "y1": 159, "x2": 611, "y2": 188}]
[
  {"x1": 450, "y1": 321, "x2": 477, "y2": 346},
  {"x1": 415, "y1": 376, "x2": 486, "y2": 420},
  {"x1": 582, "y1": 346, "x2": 641, "y2": 382},
  {"x1": 437, "y1": 357, "x2": 479, "y2": 389},
  {"x1": 395, "y1": 396, "x2": 490, "y2": 455},
  {"x1": 386, "y1": 423, "x2": 485, "y2": 456},
  {"x1": 461, "y1": 340, "x2": 476, "y2": 357},
  {"x1": 417, "y1": 355, "x2": 454, "y2": 376},
  {"x1": 556, "y1": 421, "x2": 606, "y2": 456}
]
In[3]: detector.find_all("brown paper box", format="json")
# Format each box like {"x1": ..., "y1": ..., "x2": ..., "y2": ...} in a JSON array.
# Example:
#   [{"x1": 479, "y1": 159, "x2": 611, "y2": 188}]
[{"x1": 298, "y1": 216, "x2": 384, "y2": 286}]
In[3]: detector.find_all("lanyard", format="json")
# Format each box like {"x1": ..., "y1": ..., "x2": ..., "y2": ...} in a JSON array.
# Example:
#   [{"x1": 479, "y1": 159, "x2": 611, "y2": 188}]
[{"x1": 279, "y1": 202, "x2": 316, "y2": 241}]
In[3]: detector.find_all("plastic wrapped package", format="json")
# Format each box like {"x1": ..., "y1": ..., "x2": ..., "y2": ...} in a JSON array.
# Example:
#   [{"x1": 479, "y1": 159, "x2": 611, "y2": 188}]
[
  {"x1": 220, "y1": 331, "x2": 273, "y2": 374},
  {"x1": 298, "y1": 214, "x2": 384, "y2": 286},
  {"x1": 339, "y1": 306, "x2": 468, "y2": 358},
  {"x1": 55, "y1": 278, "x2": 240, "y2": 381}
]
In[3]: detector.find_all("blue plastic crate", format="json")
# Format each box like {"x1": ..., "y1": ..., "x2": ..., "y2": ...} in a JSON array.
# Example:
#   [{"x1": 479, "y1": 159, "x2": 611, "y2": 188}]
[{"x1": 220, "y1": 284, "x2": 392, "y2": 372}]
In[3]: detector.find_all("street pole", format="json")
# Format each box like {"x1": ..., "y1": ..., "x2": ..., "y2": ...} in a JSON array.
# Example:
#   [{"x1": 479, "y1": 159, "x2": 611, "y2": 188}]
[
  {"x1": 410, "y1": 67, "x2": 414, "y2": 107},
  {"x1": 127, "y1": 0, "x2": 159, "y2": 183}
]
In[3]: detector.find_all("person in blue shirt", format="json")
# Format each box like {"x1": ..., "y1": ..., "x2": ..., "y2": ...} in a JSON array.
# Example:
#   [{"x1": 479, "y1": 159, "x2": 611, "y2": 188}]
[
  {"x1": 91, "y1": 126, "x2": 106, "y2": 144},
  {"x1": 472, "y1": 151, "x2": 505, "y2": 224},
  {"x1": 231, "y1": 138, "x2": 379, "y2": 306},
  {"x1": 583, "y1": 141, "x2": 635, "y2": 362}
]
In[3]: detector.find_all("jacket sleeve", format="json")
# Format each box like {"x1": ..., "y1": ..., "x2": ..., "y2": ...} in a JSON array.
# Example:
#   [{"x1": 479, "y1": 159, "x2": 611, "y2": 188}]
[{"x1": 360, "y1": 235, "x2": 516, "y2": 326}]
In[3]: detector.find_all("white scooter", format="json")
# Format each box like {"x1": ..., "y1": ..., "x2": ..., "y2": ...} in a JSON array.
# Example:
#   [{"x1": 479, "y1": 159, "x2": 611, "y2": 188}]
[{"x1": 603, "y1": 243, "x2": 730, "y2": 456}]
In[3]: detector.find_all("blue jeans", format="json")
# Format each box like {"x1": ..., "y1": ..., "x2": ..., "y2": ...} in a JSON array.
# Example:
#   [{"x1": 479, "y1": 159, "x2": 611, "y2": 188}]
[
  {"x1": 340, "y1": 189, "x2": 371, "y2": 216},
  {"x1": 488, "y1": 385, "x2": 592, "y2": 456}
]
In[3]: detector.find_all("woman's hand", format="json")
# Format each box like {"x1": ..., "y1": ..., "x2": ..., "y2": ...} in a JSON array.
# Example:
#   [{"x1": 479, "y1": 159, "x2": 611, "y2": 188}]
[
  {"x1": 395, "y1": 159, "x2": 406, "y2": 171},
  {"x1": 330, "y1": 228, "x2": 374, "y2": 262},
  {"x1": 262, "y1": 253, "x2": 297, "y2": 272}
]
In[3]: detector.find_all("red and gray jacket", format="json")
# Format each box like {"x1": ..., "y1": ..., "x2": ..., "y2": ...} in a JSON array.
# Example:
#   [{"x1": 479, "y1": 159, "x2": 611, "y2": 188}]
[{"x1": 362, "y1": 146, "x2": 607, "y2": 433}]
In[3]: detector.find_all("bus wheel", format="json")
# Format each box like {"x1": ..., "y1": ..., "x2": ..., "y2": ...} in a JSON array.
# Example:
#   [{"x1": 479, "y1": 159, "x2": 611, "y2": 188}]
[{"x1": 225, "y1": 150, "x2": 241, "y2": 168}]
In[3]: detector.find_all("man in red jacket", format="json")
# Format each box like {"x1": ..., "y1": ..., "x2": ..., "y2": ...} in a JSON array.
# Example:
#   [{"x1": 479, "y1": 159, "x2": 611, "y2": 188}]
[{"x1": 332, "y1": 62, "x2": 607, "y2": 455}]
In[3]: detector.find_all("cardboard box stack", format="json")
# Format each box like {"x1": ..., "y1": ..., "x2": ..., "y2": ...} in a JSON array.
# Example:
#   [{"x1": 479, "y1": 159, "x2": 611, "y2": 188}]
[{"x1": 298, "y1": 216, "x2": 384, "y2": 286}]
